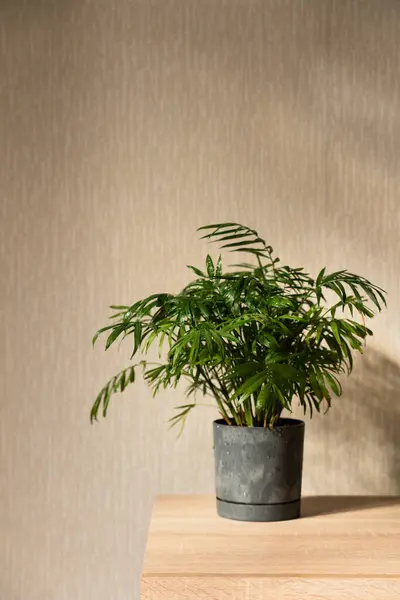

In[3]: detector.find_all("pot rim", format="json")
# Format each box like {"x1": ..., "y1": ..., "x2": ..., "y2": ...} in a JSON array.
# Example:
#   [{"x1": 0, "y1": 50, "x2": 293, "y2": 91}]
[{"x1": 213, "y1": 417, "x2": 305, "y2": 429}]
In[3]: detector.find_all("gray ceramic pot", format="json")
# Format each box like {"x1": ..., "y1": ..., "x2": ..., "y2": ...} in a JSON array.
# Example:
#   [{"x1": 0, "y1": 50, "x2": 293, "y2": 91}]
[{"x1": 213, "y1": 418, "x2": 305, "y2": 522}]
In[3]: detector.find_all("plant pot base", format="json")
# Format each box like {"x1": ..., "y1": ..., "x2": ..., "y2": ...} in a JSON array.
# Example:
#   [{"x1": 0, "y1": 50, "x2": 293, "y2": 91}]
[{"x1": 216, "y1": 498, "x2": 301, "y2": 522}]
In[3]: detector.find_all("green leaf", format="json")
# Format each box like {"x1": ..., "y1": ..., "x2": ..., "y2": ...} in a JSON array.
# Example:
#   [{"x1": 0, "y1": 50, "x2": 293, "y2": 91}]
[
  {"x1": 90, "y1": 390, "x2": 103, "y2": 422},
  {"x1": 330, "y1": 321, "x2": 342, "y2": 346},
  {"x1": 203, "y1": 329, "x2": 214, "y2": 356},
  {"x1": 347, "y1": 319, "x2": 372, "y2": 336},
  {"x1": 337, "y1": 281, "x2": 347, "y2": 301},
  {"x1": 168, "y1": 403, "x2": 196, "y2": 437},
  {"x1": 341, "y1": 338, "x2": 353, "y2": 373},
  {"x1": 142, "y1": 330, "x2": 159, "y2": 354},
  {"x1": 325, "y1": 281, "x2": 344, "y2": 299},
  {"x1": 133, "y1": 321, "x2": 142, "y2": 356},
  {"x1": 316, "y1": 267, "x2": 326, "y2": 287},
  {"x1": 92, "y1": 324, "x2": 116, "y2": 346},
  {"x1": 189, "y1": 331, "x2": 200, "y2": 364},
  {"x1": 258, "y1": 332, "x2": 278, "y2": 348},
  {"x1": 323, "y1": 370, "x2": 341, "y2": 396},
  {"x1": 206, "y1": 254, "x2": 214, "y2": 277},
  {"x1": 355, "y1": 303, "x2": 375, "y2": 318},
  {"x1": 374, "y1": 288, "x2": 387, "y2": 307},
  {"x1": 105, "y1": 325, "x2": 125, "y2": 350},
  {"x1": 313, "y1": 368, "x2": 330, "y2": 399},
  {"x1": 309, "y1": 372, "x2": 323, "y2": 400},
  {"x1": 102, "y1": 386, "x2": 112, "y2": 417},
  {"x1": 348, "y1": 283, "x2": 363, "y2": 303},
  {"x1": 109, "y1": 311, "x2": 126, "y2": 320},
  {"x1": 200, "y1": 228, "x2": 244, "y2": 241},
  {"x1": 231, "y1": 248, "x2": 267, "y2": 256},
  {"x1": 187, "y1": 265, "x2": 205, "y2": 277},
  {"x1": 221, "y1": 239, "x2": 261, "y2": 249},
  {"x1": 197, "y1": 222, "x2": 239, "y2": 231},
  {"x1": 343, "y1": 333, "x2": 362, "y2": 351},
  {"x1": 323, "y1": 270, "x2": 347, "y2": 283},
  {"x1": 215, "y1": 255, "x2": 223, "y2": 277},
  {"x1": 269, "y1": 297, "x2": 293, "y2": 309},
  {"x1": 297, "y1": 377, "x2": 306, "y2": 407},
  {"x1": 158, "y1": 331, "x2": 166, "y2": 357},
  {"x1": 120, "y1": 371, "x2": 126, "y2": 391},
  {"x1": 231, "y1": 362, "x2": 264, "y2": 377},
  {"x1": 219, "y1": 331, "x2": 239, "y2": 343},
  {"x1": 272, "y1": 384, "x2": 291, "y2": 411},
  {"x1": 216, "y1": 233, "x2": 251, "y2": 242},
  {"x1": 268, "y1": 363, "x2": 302, "y2": 381},
  {"x1": 144, "y1": 365, "x2": 165, "y2": 382},
  {"x1": 231, "y1": 262, "x2": 258, "y2": 269},
  {"x1": 361, "y1": 285, "x2": 381, "y2": 311},
  {"x1": 231, "y1": 372, "x2": 267, "y2": 403},
  {"x1": 311, "y1": 395, "x2": 321, "y2": 413},
  {"x1": 256, "y1": 384, "x2": 271, "y2": 410},
  {"x1": 109, "y1": 305, "x2": 129, "y2": 310},
  {"x1": 305, "y1": 394, "x2": 313, "y2": 417},
  {"x1": 210, "y1": 330, "x2": 225, "y2": 358}
]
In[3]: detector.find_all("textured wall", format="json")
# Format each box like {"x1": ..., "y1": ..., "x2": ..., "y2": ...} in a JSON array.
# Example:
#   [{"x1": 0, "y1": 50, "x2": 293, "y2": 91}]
[{"x1": 1, "y1": 1, "x2": 399, "y2": 598}]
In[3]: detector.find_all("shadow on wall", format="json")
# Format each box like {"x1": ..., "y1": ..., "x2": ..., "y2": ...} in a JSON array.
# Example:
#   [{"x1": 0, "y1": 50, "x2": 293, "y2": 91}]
[
  {"x1": 306, "y1": 349, "x2": 400, "y2": 495},
  {"x1": 348, "y1": 350, "x2": 400, "y2": 493}
]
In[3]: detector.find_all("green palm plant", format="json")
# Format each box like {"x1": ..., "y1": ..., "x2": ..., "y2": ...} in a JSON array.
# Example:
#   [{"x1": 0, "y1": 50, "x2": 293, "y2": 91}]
[{"x1": 91, "y1": 222, "x2": 386, "y2": 429}]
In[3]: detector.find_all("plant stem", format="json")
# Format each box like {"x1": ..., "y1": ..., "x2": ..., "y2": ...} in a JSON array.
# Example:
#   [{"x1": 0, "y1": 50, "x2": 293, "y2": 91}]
[
  {"x1": 212, "y1": 368, "x2": 242, "y2": 424},
  {"x1": 198, "y1": 366, "x2": 232, "y2": 424}
]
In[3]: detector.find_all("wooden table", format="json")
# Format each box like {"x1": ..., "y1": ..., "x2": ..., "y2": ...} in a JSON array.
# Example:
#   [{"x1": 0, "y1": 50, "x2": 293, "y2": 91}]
[{"x1": 141, "y1": 495, "x2": 400, "y2": 599}]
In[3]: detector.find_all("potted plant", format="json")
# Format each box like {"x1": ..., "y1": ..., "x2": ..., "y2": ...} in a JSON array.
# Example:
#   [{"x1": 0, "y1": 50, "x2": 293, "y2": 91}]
[{"x1": 91, "y1": 222, "x2": 386, "y2": 522}]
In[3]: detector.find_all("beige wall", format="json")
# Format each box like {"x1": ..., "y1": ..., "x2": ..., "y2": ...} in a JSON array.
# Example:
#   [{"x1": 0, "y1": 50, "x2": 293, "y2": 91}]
[{"x1": 1, "y1": 1, "x2": 400, "y2": 598}]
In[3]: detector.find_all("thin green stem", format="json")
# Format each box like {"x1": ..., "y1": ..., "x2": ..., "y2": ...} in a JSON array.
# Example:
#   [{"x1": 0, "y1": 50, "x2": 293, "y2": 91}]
[
  {"x1": 212, "y1": 368, "x2": 242, "y2": 425},
  {"x1": 198, "y1": 366, "x2": 232, "y2": 424}
]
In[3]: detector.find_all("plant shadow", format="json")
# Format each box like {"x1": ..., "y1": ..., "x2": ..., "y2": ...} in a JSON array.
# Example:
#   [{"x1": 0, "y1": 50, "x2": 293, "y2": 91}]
[
  {"x1": 301, "y1": 349, "x2": 400, "y2": 508},
  {"x1": 301, "y1": 494, "x2": 400, "y2": 518}
]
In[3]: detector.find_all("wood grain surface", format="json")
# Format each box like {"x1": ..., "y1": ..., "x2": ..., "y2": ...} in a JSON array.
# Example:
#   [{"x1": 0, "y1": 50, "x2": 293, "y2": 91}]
[
  {"x1": 141, "y1": 495, "x2": 400, "y2": 599},
  {"x1": 141, "y1": 578, "x2": 400, "y2": 600}
]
